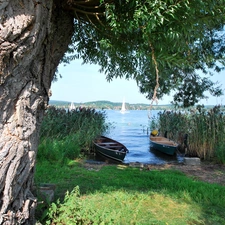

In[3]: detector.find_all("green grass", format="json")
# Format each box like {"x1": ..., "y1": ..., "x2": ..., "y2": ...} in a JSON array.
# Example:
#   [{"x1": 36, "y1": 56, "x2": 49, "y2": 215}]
[{"x1": 35, "y1": 160, "x2": 225, "y2": 224}]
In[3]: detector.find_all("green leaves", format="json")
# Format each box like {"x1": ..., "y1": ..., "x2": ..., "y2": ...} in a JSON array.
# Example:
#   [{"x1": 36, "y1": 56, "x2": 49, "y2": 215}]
[{"x1": 64, "y1": 0, "x2": 225, "y2": 107}]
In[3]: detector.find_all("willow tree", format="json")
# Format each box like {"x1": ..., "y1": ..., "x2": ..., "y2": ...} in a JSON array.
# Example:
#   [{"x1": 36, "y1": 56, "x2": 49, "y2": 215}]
[{"x1": 0, "y1": 0, "x2": 224, "y2": 224}]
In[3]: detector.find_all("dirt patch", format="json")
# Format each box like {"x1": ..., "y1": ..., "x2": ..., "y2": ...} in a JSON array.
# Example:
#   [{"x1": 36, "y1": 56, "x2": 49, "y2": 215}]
[
  {"x1": 146, "y1": 162, "x2": 225, "y2": 186},
  {"x1": 82, "y1": 160, "x2": 106, "y2": 171}
]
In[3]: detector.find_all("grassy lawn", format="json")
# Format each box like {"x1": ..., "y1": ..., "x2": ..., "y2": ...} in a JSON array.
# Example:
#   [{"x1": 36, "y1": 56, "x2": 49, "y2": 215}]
[{"x1": 35, "y1": 160, "x2": 225, "y2": 224}]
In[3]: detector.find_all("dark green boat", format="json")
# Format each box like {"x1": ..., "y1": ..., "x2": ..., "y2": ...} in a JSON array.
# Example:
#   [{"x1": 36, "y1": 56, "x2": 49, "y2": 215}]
[
  {"x1": 93, "y1": 136, "x2": 129, "y2": 162},
  {"x1": 150, "y1": 135, "x2": 178, "y2": 155}
]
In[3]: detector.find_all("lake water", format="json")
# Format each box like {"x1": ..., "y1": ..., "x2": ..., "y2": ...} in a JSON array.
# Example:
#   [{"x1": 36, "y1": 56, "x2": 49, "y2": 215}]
[{"x1": 95, "y1": 109, "x2": 184, "y2": 165}]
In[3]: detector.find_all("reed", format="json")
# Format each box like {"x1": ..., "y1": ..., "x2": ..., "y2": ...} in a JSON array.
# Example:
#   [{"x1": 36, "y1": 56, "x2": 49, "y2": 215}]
[
  {"x1": 153, "y1": 105, "x2": 225, "y2": 160},
  {"x1": 38, "y1": 106, "x2": 110, "y2": 162},
  {"x1": 40, "y1": 106, "x2": 108, "y2": 139}
]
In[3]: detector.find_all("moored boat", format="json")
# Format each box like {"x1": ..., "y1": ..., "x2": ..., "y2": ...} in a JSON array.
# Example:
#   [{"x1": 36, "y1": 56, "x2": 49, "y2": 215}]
[
  {"x1": 93, "y1": 136, "x2": 129, "y2": 162},
  {"x1": 150, "y1": 131, "x2": 178, "y2": 155}
]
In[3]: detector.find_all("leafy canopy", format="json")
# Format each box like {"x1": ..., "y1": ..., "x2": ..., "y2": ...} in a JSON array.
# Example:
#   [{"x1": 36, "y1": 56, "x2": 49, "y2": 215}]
[{"x1": 63, "y1": 0, "x2": 225, "y2": 107}]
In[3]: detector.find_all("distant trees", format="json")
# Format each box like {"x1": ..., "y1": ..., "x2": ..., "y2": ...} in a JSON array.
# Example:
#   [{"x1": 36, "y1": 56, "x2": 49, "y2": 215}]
[
  {"x1": 0, "y1": 0, "x2": 225, "y2": 224},
  {"x1": 49, "y1": 100, "x2": 175, "y2": 110}
]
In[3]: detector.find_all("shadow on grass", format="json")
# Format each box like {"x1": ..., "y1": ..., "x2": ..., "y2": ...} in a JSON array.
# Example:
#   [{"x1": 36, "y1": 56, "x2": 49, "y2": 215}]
[{"x1": 35, "y1": 160, "x2": 225, "y2": 224}]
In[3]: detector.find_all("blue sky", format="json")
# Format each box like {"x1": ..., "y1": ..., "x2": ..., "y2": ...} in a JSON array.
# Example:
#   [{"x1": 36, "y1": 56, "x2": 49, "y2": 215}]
[{"x1": 50, "y1": 59, "x2": 225, "y2": 105}]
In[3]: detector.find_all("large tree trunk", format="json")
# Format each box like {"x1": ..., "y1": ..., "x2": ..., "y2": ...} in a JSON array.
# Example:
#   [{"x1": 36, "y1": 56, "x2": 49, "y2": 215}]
[{"x1": 0, "y1": 1, "x2": 74, "y2": 224}]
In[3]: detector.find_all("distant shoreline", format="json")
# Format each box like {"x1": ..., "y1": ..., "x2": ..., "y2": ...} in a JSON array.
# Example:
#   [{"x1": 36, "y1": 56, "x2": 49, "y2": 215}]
[{"x1": 49, "y1": 100, "x2": 216, "y2": 111}]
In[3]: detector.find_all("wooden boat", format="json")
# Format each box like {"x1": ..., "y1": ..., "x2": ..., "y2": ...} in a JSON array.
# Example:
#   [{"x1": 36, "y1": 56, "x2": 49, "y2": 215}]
[
  {"x1": 93, "y1": 136, "x2": 129, "y2": 162},
  {"x1": 150, "y1": 134, "x2": 178, "y2": 156}
]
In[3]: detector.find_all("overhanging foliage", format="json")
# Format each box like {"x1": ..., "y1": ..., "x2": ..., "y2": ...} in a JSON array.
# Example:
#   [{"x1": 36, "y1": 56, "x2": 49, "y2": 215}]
[{"x1": 63, "y1": 0, "x2": 225, "y2": 107}]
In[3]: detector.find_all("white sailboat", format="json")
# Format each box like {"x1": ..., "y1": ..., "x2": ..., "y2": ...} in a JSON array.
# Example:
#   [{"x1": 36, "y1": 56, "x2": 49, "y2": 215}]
[
  {"x1": 69, "y1": 102, "x2": 75, "y2": 110},
  {"x1": 120, "y1": 98, "x2": 129, "y2": 114}
]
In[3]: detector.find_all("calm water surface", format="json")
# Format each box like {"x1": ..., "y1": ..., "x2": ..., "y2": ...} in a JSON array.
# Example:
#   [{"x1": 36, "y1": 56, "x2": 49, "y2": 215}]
[{"x1": 95, "y1": 109, "x2": 184, "y2": 165}]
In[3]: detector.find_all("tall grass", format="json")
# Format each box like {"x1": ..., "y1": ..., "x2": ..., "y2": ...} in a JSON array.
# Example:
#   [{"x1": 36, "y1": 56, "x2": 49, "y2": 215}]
[
  {"x1": 37, "y1": 106, "x2": 110, "y2": 163},
  {"x1": 151, "y1": 105, "x2": 225, "y2": 160}
]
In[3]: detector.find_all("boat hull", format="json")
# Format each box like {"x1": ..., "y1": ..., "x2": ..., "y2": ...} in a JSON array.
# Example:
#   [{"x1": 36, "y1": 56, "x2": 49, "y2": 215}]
[
  {"x1": 93, "y1": 136, "x2": 128, "y2": 162},
  {"x1": 150, "y1": 135, "x2": 178, "y2": 155}
]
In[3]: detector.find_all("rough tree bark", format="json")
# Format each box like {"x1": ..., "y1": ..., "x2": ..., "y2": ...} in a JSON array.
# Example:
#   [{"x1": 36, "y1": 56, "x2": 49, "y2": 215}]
[{"x1": 0, "y1": 1, "x2": 74, "y2": 224}]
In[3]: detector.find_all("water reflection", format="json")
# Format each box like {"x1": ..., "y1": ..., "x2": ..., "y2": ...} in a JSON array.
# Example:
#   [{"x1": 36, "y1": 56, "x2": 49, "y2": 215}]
[{"x1": 149, "y1": 147, "x2": 184, "y2": 164}]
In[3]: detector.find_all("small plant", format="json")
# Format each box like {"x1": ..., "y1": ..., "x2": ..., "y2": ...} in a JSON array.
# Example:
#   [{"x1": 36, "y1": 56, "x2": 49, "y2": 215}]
[
  {"x1": 46, "y1": 186, "x2": 87, "y2": 225},
  {"x1": 46, "y1": 186, "x2": 106, "y2": 225}
]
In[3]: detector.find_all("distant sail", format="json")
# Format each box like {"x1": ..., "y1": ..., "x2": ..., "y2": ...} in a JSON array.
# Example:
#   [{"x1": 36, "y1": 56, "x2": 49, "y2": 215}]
[
  {"x1": 120, "y1": 98, "x2": 129, "y2": 114},
  {"x1": 69, "y1": 102, "x2": 75, "y2": 110}
]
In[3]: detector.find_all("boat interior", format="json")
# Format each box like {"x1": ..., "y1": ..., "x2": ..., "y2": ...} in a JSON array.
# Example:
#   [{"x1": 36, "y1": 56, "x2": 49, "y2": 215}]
[
  {"x1": 150, "y1": 136, "x2": 178, "y2": 146},
  {"x1": 97, "y1": 142, "x2": 123, "y2": 149},
  {"x1": 94, "y1": 135, "x2": 129, "y2": 152}
]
